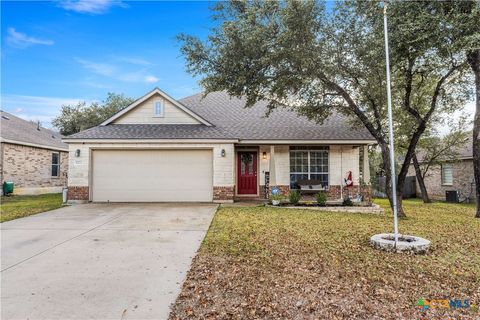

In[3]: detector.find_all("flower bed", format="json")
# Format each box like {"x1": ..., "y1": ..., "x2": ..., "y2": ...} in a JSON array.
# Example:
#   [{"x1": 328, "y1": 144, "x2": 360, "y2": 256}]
[{"x1": 267, "y1": 202, "x2": 385, "y2": 214}]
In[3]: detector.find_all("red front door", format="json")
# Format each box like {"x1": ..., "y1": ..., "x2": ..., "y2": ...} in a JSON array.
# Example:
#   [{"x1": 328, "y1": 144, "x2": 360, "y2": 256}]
[{"x1": 237, "y1": 152, "x2": 258, "y2": 195}]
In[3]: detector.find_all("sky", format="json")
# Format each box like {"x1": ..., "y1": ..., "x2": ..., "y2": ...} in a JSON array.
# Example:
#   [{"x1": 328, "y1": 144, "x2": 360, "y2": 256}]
[
  {"x1": 1, "y1": 0, "x2": 215, "y2": 127},
  {"x1": 1, "y1": 0, "x2": 475, "y2": 131}
]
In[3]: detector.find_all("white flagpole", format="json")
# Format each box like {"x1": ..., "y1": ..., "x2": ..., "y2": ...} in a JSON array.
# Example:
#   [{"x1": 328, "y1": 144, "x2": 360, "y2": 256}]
[{"x1": 383, "y1": 1, "x2": 399, "y2": 246}]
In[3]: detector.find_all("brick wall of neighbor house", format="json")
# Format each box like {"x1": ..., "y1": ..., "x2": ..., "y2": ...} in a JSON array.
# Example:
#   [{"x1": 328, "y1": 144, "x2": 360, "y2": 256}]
[
  {"x1": 1, "y1": 142, "x2": 68, "y2": 194},
  {"x1": 408, "y1": 160, "x2": 476, "y2": 201}
]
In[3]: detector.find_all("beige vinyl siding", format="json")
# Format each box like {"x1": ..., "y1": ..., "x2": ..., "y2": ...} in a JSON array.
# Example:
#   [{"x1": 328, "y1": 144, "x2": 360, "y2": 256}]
[
  {"x1": 91, "y1": 149, "x2": 213, "y2": 202},
  {"x1": 258, "y1": 145, "x2": 360, "y2": 187},
  {"x1": 113, "y1": 94, "x2": 200, "y2": 125},
  {"x1": 329, "y1": 145, "x2": 360, "y2": 186}
]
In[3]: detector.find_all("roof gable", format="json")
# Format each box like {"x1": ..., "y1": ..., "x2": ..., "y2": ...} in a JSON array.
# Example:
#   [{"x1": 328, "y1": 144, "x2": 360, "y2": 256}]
[{"x1": 101, "y1": 88, "x2": 212, "y2": 126}]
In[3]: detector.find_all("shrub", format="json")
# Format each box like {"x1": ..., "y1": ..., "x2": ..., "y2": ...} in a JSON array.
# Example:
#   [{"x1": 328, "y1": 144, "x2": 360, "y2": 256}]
[
  {"x1": 288, "y1": 190, "x2": 301, "y2": 205},
  {"x1": 270, "y1": 194, "x2": 283, "y2": 201},
  {"x1": 343, "y1": 197, "x2": 353, "y2": 206},
  {"x1": 316, "y1": 192, "x2": 327, "y2": 206}
]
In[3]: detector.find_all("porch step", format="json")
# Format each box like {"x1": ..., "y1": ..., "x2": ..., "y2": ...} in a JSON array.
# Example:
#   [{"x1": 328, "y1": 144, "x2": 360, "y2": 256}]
[{"x1": 233, "y1": 197, "x2": 267, "y2": 203}]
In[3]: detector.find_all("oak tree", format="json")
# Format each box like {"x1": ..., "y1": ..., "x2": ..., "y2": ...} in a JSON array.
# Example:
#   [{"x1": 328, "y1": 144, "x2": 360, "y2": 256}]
[{"x1": 179, "y1": 0, "x2": 474, "y2": 217}]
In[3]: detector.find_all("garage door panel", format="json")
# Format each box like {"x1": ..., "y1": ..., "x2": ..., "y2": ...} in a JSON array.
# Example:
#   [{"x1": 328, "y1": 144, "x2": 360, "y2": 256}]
[{"x1": 92, "y1": 150, "x2": 213, "y2": 202}]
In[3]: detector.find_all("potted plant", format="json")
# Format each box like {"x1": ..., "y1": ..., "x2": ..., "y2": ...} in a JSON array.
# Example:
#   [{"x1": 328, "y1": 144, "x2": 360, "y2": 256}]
[{"x1": 271, "y1": 194, "x2": 283, "y2": 206}]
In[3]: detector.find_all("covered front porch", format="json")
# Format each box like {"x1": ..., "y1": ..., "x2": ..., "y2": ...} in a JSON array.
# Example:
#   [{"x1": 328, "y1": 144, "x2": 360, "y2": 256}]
[{"x1": 234, "y1": 144, "x2": 372, "y2": 203}]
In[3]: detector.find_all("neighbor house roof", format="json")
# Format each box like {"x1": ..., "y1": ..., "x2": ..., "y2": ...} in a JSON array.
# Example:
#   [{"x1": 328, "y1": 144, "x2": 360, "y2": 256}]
[
  {"x1": 0, "y1": 111, "x2": 68, "y2": 151},
  {"x1": 65, "y1": 90, "x2": 375, "y2": 143},
  {"x1": 456, "y1": 135, "x2": 474, "y2": 160},
  {"x1": 416, "y1": 135, "x2": 475, "y2": 162}
]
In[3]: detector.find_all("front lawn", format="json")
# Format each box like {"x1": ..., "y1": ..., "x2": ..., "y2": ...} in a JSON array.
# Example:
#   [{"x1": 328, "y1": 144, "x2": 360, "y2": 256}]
[
  {"x1": 170, "y1": 199, "x2": 480, "y2": 319},
  {"x1": 1, "y1": 193, "x2": 63, "y2": 222}
]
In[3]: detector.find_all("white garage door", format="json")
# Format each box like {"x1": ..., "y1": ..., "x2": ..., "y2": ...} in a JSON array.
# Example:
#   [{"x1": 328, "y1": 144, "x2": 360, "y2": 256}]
[{"x1": 92, "y1": 149, "x2": 213, "y2": 202}]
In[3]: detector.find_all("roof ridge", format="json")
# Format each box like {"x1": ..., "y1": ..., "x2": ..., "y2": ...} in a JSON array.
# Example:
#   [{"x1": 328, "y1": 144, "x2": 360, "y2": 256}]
[{"x1": 178, "y1": 91, "x2": 205, "y2": 101}]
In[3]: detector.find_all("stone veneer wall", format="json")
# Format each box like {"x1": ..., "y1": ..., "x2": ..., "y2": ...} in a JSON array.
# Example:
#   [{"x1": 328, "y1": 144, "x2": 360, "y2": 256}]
[
  {"x1": 259, "y1": 185, "x2": 291, "y2": 199},
  {"x1": 327, "y1": 185, "x2": 372, "y2": 204},
  {"x1": 68, "y1": 186, "x2": 89, "y2": 201},
  {"x1": 213, "y1": 186, "x2": 235, "y2": 202},
  {"x1": 259, "y1": 184, "x2": 372, "y2": 204},
  {"x1": 407, "y1": 160, "x2": 476, "y2": 201},
  {"x1": 1, "y1": 142, "x2": 68, "y2": 194}
]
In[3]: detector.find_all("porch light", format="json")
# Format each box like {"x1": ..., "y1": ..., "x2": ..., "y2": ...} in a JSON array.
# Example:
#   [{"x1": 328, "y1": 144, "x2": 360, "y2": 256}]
[
  {"x1": 262, "y1": 152, "x2": 267, "y2": 160},
  {"x1": 75, "y1": 149, "x2": 81, "y2": 157},
  {"x1": 220, "y1": 149, "x2": 226, "y2": 157}
]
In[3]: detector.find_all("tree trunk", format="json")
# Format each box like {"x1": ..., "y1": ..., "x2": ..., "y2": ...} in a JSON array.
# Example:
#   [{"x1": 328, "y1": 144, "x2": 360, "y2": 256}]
[
  {"x1": 412, "y1": 153, "x2": 431, "y2": 203},
  {"x1": 396, "y1": 193, "x2": 406, "y2": 218},
  {"x1": 467, "y1": 49, "x2": 480, "y2": 218},
  {"x1": 380, "y1": 143, "x2": 407, "y2": 218},
  {"x1": 396, "y1": 192, "x2": 405, "y2": 219}
]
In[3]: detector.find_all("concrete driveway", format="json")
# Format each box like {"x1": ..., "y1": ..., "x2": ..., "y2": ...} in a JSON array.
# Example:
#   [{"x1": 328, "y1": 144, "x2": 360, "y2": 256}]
[{"x1": 1, "y1": 203, "x2": 217, "y2": 320}]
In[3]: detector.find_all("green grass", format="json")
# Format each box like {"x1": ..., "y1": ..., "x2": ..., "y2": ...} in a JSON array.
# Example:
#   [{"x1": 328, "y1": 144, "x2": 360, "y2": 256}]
[
  {"x1": 171, "y1": 199, "x2": 480, "y2": 319},
  {"x1": 1, "y1": 193, "x2": 63, "y2": 222}
]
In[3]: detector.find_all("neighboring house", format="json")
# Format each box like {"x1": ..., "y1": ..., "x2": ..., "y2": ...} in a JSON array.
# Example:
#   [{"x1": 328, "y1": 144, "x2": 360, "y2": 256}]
[
  {"x1": 408, "y1": 136, "x2": 477, "y2": 202},
  {"x1": 0, "y1": 111, "x2": 68, "y2": 195},
  {"x1": 63, "y1": 88, "x2": 375, "y2": 203}
]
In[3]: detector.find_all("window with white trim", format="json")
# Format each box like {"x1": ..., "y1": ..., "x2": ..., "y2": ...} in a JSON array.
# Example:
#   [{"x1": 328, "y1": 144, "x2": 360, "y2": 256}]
[
  {"x1": 51, "y1": 152, "x2": 60, "y2": 177},
  {"x1": 441, "y1": 163, "x2": 453, "y2": 185},
  {"x1": 290, "y1": 146, "x2": 329, "y2": 189},
  {"x1": 154, "y1": 101, "x2": 164, "y2": 117}
]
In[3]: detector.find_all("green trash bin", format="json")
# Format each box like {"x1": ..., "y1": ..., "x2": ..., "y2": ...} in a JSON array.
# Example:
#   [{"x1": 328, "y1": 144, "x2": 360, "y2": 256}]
[{"x1": 3, "y1": 181, "x2": 14, "y2": 195}]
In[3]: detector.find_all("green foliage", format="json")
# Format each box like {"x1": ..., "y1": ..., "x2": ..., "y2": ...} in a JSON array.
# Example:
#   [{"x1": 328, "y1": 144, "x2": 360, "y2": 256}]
[
  {"x1": 52, "y1": 93, "x2": 134, "y2": 136},
  {"x1": 270, "y1": 194, "x2": 283, "y2": 201},
  {"x1": 416, "y1": 128, "x2": 471, "y2": 173},
  {"x1": 178, "y1": 1, "x2": 473, "y2": 122},
  {"x1": 178, "y1": 0, "x2": 478, "y2": 217},
  {"x1": 342, "y1": 197, "x2": 353, "y2": 207},
  {"x1": 316, "y1": 192, "x2": 327, "y2": 206},
  {"x1": 288, "y1": 190, "x2": 301, "y2": 205}
]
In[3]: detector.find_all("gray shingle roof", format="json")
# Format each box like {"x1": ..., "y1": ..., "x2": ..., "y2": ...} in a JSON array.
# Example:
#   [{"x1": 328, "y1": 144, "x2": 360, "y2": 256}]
[
  {"x1": 66, "y1": 91, "x2": 375, "y2": 141},
  {"x1": 457, "y1": 135, "x2": 474, "y2": 159},
  {"x1": 416, "y1": 135, "x2": 475, "y2": 162},
  {"x1": 67, "y1": 124, "x2": 234, "y2": 140},
  {"x1": 1, "y1": 111, "x2": 68, "y2": 150}
]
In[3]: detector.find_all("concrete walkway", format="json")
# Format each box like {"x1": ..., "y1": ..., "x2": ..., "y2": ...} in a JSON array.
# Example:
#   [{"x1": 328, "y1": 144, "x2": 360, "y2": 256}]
[{"x1": 1, "y1": 203, "x2": 217, "y2": 320}]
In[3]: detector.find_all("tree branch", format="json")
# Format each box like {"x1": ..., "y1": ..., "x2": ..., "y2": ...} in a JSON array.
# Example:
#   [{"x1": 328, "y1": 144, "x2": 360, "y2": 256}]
[
  {"x1": 318, "y1": 73, "x2": 386, "y2": 145},
  {"x1": 397, "y1": 63, "x2": 464, "y2": 188}
]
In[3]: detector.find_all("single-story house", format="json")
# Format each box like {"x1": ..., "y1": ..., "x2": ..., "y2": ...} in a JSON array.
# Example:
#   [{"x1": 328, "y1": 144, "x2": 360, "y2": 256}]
[
  {"x1": 408, "y1": 136, "x2": 477, "y2": 202},
  {"x1": 63, "y1": 88, "x2": 375, "y2": 203},
  {"x1": 0, "y1": 111, "x2": 68, "y2": 195}
]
